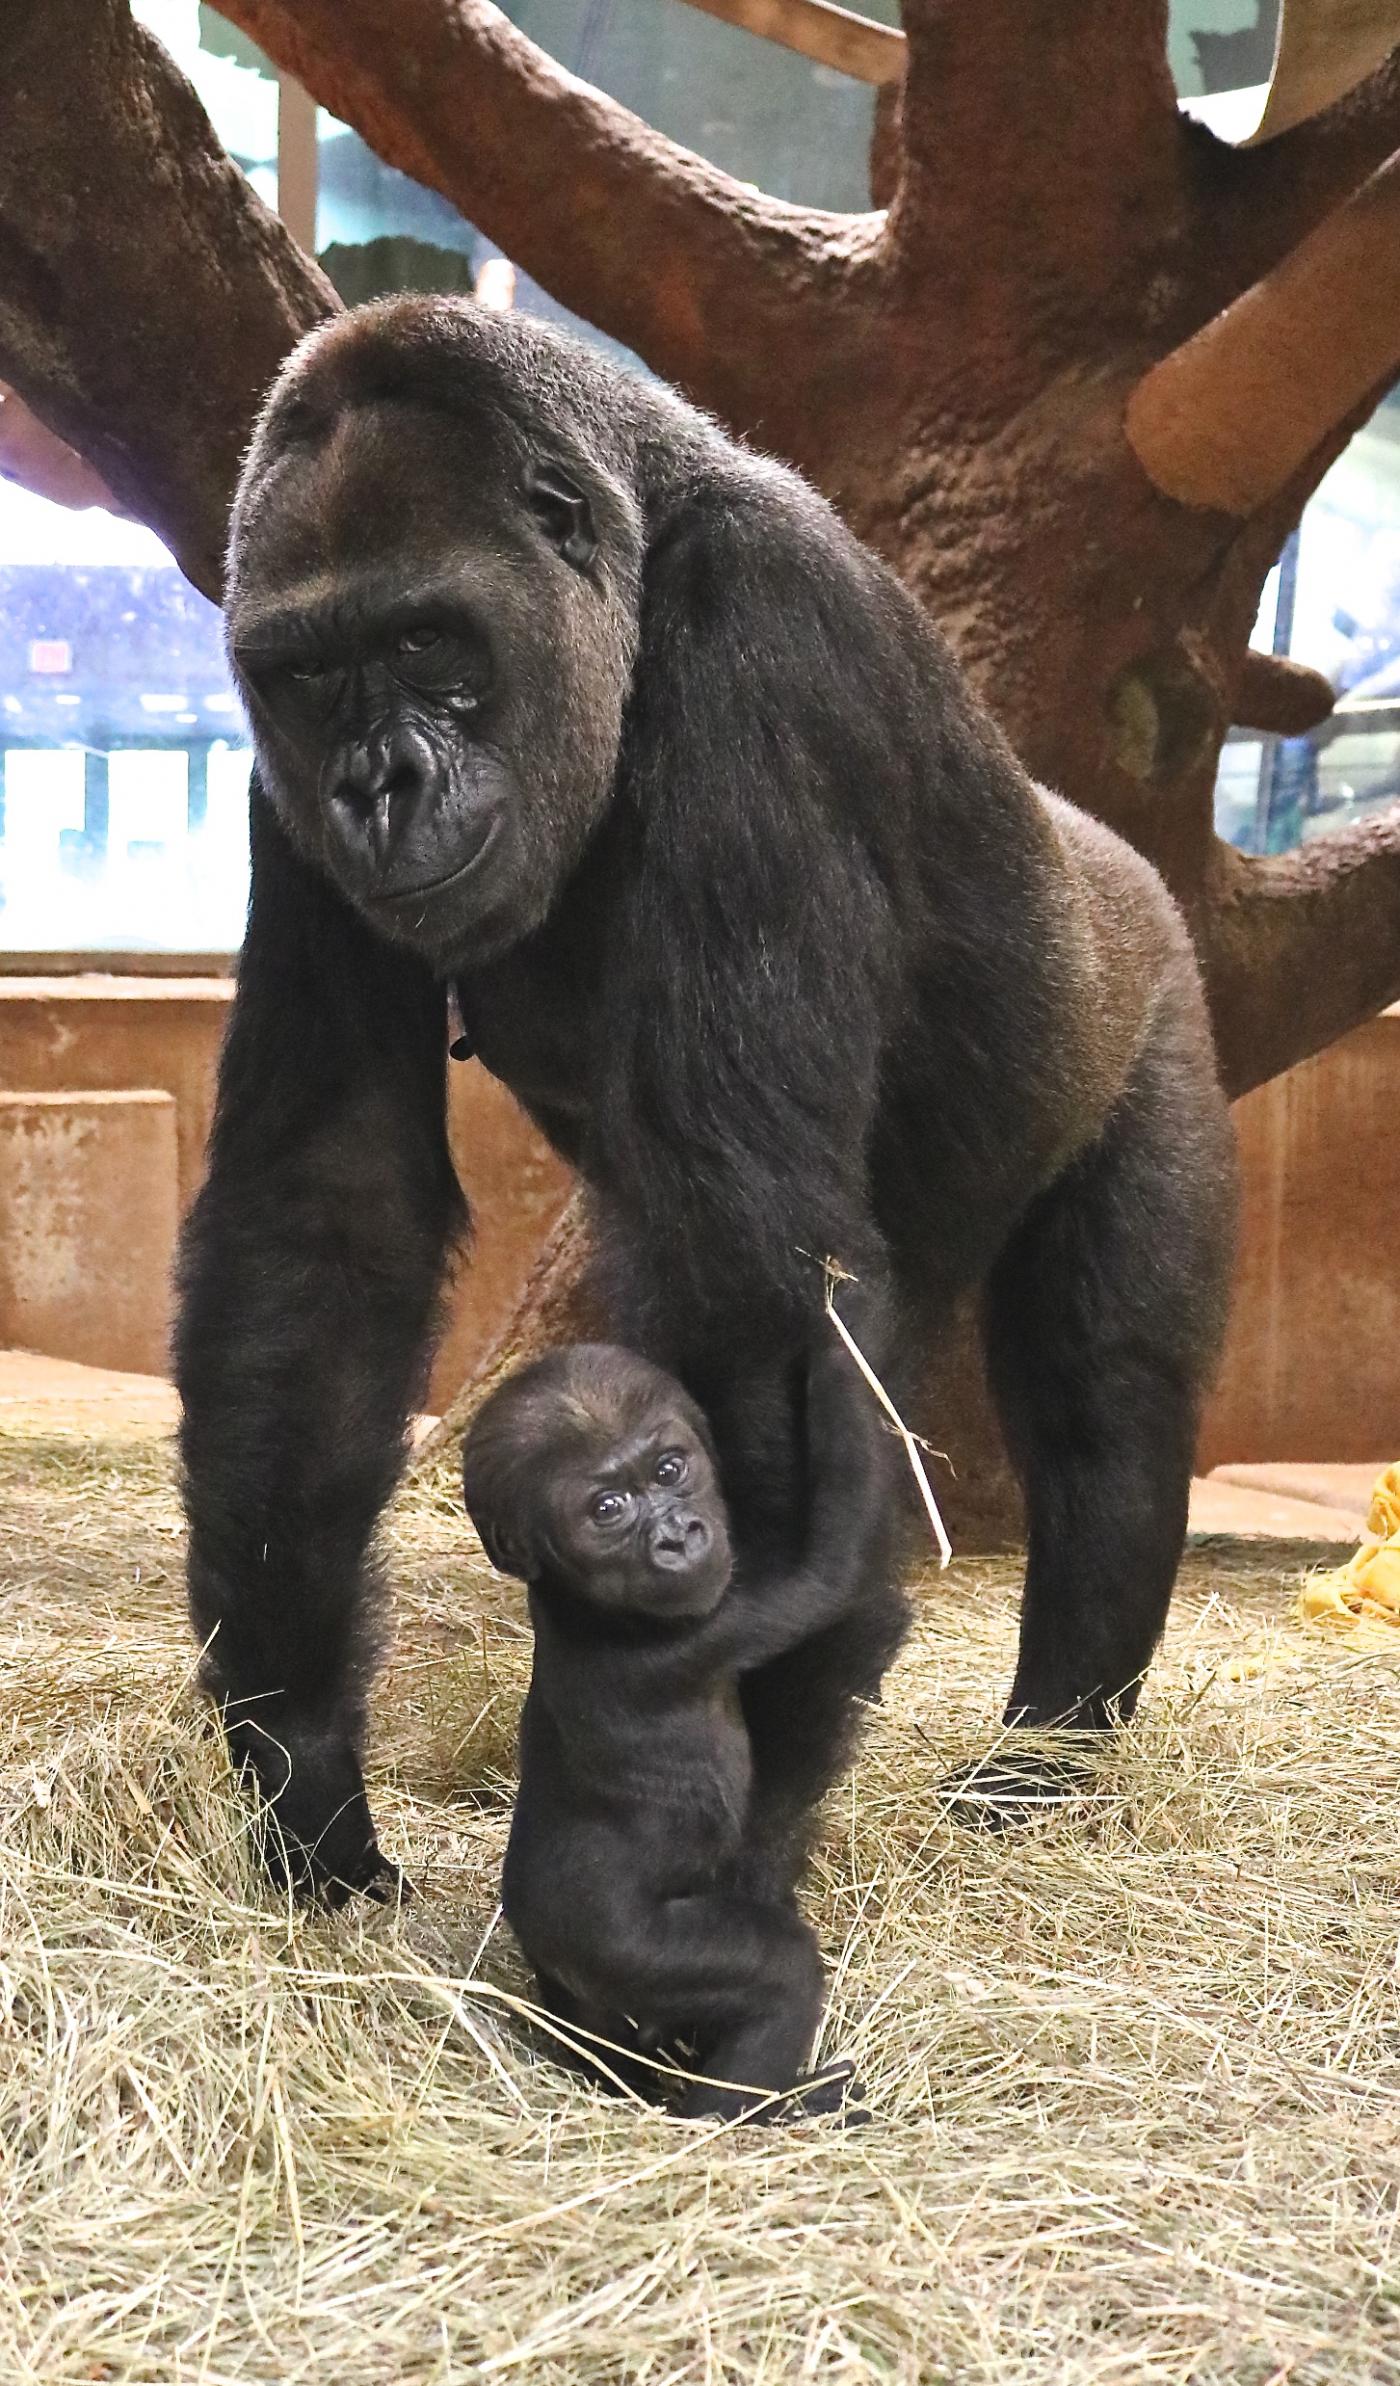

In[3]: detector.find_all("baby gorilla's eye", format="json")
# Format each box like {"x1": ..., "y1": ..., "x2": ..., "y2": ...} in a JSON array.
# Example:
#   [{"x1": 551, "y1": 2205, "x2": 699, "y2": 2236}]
[
  {"x1": 653, "y1": 1451, "x2": 686, "y2": 1487},
  {"x1": 396, "y1": 626, "x2": 441, "y2": 657},
  {"x1": 587, "y1": 1489, "x2": 630, "y2": 1527}
]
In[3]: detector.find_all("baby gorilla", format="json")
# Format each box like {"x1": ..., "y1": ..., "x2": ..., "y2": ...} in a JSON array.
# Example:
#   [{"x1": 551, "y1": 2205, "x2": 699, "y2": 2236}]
[{"x1": 462, "y1": 1340, "x2": 895, "y2": 2121}]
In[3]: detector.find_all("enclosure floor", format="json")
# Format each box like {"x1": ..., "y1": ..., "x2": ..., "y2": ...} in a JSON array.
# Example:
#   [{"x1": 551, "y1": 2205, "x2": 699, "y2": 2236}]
[{"x1": 2, "y1": 1401, "x2": 1397, "y2": 2385}]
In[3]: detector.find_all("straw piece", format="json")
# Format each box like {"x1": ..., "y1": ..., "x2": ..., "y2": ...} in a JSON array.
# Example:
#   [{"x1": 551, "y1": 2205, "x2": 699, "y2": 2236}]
[{"x1": 822, "y1": 1258, "x2": 953, "y2": 1567}]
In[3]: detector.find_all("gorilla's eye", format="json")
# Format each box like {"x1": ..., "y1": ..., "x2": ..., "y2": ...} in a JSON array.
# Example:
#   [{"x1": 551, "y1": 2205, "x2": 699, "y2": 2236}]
[
  {"x1": 588, "y1": 1488, "x2": 630, "y2": 1527},
  {"x1": 653, "y1": 1452, "x2": 686, "y2": 1487},
  {"x1": 389, "y1": 625, "x2": 482, "y2": 700},
  {"x1": 273, "y1": 658, "x2": 344, "y2": 715}
]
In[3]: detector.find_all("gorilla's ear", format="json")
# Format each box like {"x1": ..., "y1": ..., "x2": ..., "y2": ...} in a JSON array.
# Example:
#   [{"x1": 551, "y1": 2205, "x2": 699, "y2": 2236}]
[
  {"x1": 478, "y1": 1519, "x2": 533, "y2": 1579},
  {"x1": 524, "y1": 460, "x2": 598, "y2": 571}
]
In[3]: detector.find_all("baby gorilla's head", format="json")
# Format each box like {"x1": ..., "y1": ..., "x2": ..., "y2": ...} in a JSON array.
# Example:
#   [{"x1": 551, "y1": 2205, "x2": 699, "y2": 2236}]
[{"x1": 462, "y1": 1343, "x2": 733, "y2": 1619}]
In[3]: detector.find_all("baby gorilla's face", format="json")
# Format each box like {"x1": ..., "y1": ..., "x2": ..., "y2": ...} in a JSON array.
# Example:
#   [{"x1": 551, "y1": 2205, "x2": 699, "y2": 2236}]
[{"x1": 550, "y1": 1417, "x2": 733, "y2": 1619}]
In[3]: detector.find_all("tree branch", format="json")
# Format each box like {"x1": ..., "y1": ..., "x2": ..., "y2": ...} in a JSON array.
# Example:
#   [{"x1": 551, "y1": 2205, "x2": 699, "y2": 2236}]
[
  {"x1": 1204, "y1": 809, "x2": 1400, "y2": 1095},
  {"x1": 215, "y1": 0, "x2": 882, "y2": 419},
  {"x1": 891, "y1": 1, "x2": 1182, "y2": 276},
  {"x1": 1233, "y1": 651, "x2": 1335, "y2": 735},
  {"x1": 1206, "y1": 46, "x2": 1400, "y2": 288},
  {"x1": 0, "y1": 0, "x2": 334, "y2": 595},
  {"x1": 1127, "y1": 149, "x2": 1400, "y2": 517}
]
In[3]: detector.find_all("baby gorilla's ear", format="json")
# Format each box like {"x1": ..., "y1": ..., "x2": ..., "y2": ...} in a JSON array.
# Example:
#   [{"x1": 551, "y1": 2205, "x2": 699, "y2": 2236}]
[
  {"x1": 465, "y1": 1441, "x2": 541, "y2": 1574},
  {"x1": 477, "y1": 1516, "x2": 535, "y2": 1580},
  {"x1": 462, "y1": 1431, "x2": 539, "y2": 1581}
]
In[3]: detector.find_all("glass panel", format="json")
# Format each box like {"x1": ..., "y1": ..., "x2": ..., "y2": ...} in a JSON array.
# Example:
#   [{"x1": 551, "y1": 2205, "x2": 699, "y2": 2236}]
[
  {"x1": 1215, "y1": 389, "x2": 1400, "y2": 855},
  {"x1": 0, "y1": 5, "x2": 266, "y2": 954},
  {"x1": 156, "y1": 4, "x2": 279, "y2": 204},
  {"x1": 317, "y1": 106, "x2": 633, "y2": 354},
  {"x1": 519, "y1": 0, "x2": 889, "y2": 211},
  {"x1": 1168, "y1": 1, "x2": 1280, "y2": 99}
]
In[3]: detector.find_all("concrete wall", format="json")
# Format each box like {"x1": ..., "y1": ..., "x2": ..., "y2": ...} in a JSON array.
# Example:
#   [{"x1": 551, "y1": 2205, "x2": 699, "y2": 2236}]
[
  {"x1": 0, "y1": 976, "x2": 229, "y2": 1212},
  {"x1": 0, "y1": 1089, "x2": 179, "y2": 1374},
  {"x1": 0, "y1": 974, "x2": 569, "y2": 1410},
  {"x1": 0, "y1": 974, "x2": 1394, "y2": 1457}
]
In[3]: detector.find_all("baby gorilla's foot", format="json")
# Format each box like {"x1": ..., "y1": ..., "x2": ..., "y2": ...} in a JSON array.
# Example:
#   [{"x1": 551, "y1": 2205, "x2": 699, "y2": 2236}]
[
  {"x1": 774, "y1": 2060, "x2": 871, "y2": 2127},
  {"x1": 940, "y1": 1738, "x2": 1103, "y2": 1832},
  {"x1": 678, "y1": 2058, "x2": 869, "y2": 2126},
  {"x1": 358, "y1": 1855, "x2": 413, "y2": 1907}
]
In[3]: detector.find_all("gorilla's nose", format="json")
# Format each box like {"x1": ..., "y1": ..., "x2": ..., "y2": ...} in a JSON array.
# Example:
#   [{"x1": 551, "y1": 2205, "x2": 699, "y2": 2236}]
[
  {"x1": 652, "y1": 1514, "x2": 712, "y2": 1571},
  {"x1": 328, "y1": 725, "x2": 438, "y2": 869}
]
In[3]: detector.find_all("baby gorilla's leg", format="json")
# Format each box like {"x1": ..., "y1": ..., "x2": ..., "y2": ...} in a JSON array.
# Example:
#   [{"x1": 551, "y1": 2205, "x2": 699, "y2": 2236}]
[
  {"x1": 623, "y1": 1893, "x2": 848, "y2": 2122},
  {"x1": 530, "y1": 1969, "x2": 664, "y2": 2103}
]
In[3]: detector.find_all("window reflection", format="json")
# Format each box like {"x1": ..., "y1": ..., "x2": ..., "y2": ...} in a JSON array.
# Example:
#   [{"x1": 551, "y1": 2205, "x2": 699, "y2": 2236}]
[
  {"x1": 1169, "y1": 0, "x2": 1280, "y2": 101},
  {"x1": 1216, "y1": 391, "x2": 1400, "y2": 855},
  {"x1": 0, "y1": 1, "x2": 266, "y2": 954},
  {"x1": 0, "y1": 475, "x2": 252, "y2": 952}
]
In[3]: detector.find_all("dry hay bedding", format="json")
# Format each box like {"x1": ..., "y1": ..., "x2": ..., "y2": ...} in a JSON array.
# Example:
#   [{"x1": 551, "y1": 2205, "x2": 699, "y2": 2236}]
[{"x1": 0, "y1": 1404, "x2": 1397, "y2": 2386}]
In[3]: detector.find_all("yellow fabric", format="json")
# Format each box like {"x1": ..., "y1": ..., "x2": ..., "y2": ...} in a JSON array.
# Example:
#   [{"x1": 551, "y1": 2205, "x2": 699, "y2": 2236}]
[{"x1": 1298, "y1": 1463, "x2": 1400, "y2": 1628}]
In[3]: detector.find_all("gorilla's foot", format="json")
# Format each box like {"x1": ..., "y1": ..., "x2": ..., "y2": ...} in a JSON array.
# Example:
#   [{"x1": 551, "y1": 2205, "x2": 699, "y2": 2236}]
[
  {"x1": 939, "y1": 1738, "x2": 1106, "y2": 1832},
  {"x1": 358, "y1": 1854, "x2": 413, "y2": 1908},
  {"x1": 678, "y1": 2058, "x2": 869, "y2": 2127},
  {"x1": 778, "y1": 2061, "x2": 871, "y2": 2127},
  {"x1": 228, "y1": 1717, "x2": 401, "y2": 1907}
]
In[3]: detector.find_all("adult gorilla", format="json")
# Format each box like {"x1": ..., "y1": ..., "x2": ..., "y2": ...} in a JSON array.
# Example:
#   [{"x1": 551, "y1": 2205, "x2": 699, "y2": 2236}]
[{"x1": 176, "y1": 296, "x2": 1235, "y2": 1902}]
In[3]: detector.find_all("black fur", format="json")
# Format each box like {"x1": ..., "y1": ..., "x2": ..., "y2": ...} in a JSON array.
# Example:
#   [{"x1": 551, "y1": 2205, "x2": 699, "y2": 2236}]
[
  {"x1": 463, "y1": 1338, "x2": 893, "y2": 2119},
  {"x1": 176, "y1": 295, "x2": 1236, "y2": 1902}
]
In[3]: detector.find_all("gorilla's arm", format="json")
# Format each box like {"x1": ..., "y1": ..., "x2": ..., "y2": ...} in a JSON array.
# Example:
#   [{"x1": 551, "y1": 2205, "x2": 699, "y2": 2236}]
[{"x1": 175, "y1": 790, "x2": 465, "y2": 1900}]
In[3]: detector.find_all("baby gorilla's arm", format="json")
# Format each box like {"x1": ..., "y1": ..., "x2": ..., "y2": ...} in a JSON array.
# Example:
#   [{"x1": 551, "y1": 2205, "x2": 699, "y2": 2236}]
[{"x1": 685, "y1": 1336, "x2": 893, "y2": 1678}]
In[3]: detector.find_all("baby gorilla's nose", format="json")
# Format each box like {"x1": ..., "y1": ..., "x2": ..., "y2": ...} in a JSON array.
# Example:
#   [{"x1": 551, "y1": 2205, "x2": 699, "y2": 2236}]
[{"x1": 651, "y1": 1513, "x2": 712, "y2": 1572}]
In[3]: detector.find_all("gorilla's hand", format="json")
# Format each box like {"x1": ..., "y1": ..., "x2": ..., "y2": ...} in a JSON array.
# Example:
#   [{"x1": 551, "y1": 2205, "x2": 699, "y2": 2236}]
[{"x1": 227, "y1": 1718, "x2": 406, "y2": 1908}]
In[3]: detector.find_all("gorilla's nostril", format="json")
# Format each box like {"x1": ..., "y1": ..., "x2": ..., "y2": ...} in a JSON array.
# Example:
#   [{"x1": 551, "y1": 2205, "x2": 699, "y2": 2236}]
[
  {"x1": 332, "y1": 729, "x2": 432, "y2": 819},
  {"x1": 325, "y1": 727, "x2": 441, "y2": 881},
  {"x1": 652, "y1": 1516, "x2": 710, "y2": 1571}
]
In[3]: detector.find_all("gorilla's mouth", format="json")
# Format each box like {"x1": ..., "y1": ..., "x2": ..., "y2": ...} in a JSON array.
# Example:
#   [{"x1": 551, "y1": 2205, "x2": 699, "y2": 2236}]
[{"x1": 367, "y1": 815, "x2": 500, "y2": 917}]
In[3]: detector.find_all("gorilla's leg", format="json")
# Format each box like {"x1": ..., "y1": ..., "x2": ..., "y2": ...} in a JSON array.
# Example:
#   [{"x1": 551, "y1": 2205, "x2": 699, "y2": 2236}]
[
  {"x1": 980, "y1": 977, "x2": 1236, "y2": 1752},
  {"x1": 692, "y1": 1347, "x2": 907, "y2": 1906},
  {"x1": 528, "y1": 1971, "x2": 663, "y2": 2102},
  {"x1": 596, "y1": 1891, "x2": 838, "y2": 2123}
]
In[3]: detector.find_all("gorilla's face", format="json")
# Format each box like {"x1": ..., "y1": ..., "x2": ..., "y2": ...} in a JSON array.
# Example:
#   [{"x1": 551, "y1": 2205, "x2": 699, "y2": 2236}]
[{"x1": 226, "y1": 316, "x2": 641, "y2": 972}]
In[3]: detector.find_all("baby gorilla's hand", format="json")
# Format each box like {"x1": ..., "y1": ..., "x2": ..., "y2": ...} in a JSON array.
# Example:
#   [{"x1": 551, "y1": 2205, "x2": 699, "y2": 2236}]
[{"x1": 227, "y1": 1717, "x2": 406, "y2": 1907}]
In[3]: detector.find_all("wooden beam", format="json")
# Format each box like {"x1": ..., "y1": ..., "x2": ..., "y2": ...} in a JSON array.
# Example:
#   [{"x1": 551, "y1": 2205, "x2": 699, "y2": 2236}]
[
  {"x1": 675, "y1": 0, "x2": 904, "y2": 85},
  {"x1": 276, "y1": 71, "x2": 319, "y2": 251},
  {"x1": 1126, "y1": 149, "x2": 1400, "y2": 515}
]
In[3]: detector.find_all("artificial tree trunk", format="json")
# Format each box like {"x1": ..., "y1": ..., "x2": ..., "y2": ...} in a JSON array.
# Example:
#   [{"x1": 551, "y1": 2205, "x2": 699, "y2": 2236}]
[{"x1": 2, "y1": 0, "x2": 1399, "y2": 1526}]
